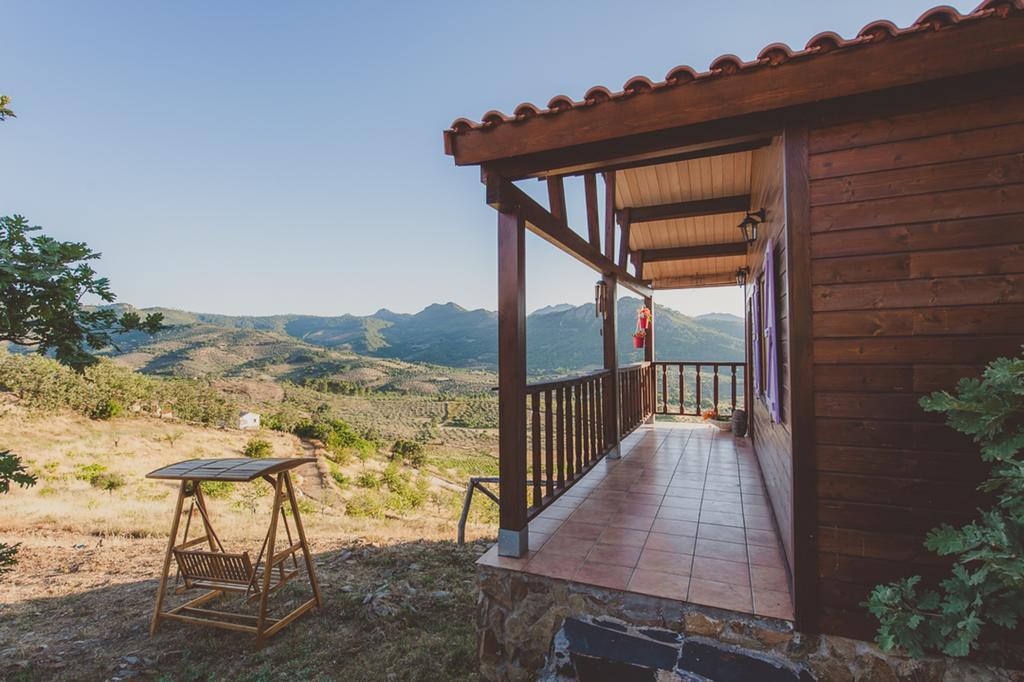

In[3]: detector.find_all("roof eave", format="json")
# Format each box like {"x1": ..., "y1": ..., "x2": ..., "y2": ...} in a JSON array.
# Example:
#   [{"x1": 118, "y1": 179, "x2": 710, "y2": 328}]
[{"x1": 446, "y1": 10, "x2": 1024, "y2": 167}]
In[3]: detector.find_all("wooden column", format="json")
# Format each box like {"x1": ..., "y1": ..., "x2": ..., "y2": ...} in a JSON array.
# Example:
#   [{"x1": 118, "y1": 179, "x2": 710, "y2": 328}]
[
  {"x1": 602, "y1": 274, "x2": 621, "y2": 457},
  {"x1": 497, "y1": 207, "x2": 529, "y2": 557},
  {"x1": 785, "y1": 125, "x2": 819, "y2": 632},
  {"x1": 644, "y1": 294, "x2": 655, "y2": 423}
]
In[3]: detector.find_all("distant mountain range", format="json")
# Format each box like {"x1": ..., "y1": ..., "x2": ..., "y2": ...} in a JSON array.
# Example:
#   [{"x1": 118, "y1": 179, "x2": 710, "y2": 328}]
[{"x1": 110, "y1": 298, "x2": 743, "y2": 378}]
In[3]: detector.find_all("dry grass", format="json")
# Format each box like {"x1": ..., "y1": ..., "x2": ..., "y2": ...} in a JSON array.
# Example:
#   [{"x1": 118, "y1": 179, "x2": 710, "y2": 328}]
[
  {"x1": 1, "y1": 530, "x2": 486, "y2": 681},
  {"x1": 0, "y1": 406, "x2": 497, "y2": 680}
]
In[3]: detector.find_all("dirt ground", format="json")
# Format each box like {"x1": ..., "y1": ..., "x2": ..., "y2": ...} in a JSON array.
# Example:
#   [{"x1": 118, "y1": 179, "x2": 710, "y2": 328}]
[{"x1": 1, "y1": 528, "x2": 487, "y2": 681}]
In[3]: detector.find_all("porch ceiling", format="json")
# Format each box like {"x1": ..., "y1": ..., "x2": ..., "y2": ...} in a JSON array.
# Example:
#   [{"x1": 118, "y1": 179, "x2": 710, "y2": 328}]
[{"x1": 615, "y1": 150, "x2": 753, "y2": 288}]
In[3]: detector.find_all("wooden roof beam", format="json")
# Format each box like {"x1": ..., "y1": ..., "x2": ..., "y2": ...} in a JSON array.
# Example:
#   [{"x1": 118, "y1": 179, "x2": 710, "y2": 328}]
[
  {"x1": 652, "y1": 272, "x2": 739, "y2": 290},
  {"x1": 524, "y1": 137, "x2": 772, "y2": 181},
  {"x1": 630, "y1": 195, "x2": 749, "y2": 224},
  {"x1": 486, "y1": 176, "x2": 653, "y2": 298},
  {"x1": 639, "y1": 241, "x2": 747, "y2": 263}
]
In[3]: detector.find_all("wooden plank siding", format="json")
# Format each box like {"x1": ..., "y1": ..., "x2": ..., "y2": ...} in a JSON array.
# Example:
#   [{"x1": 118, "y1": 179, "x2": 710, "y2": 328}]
[
  {"x1": 746, "y1": 136, "x2": 796, "y2": 578},
  {"x1": 804, "y1": 83, "x2": 1024, "y2": 638}
]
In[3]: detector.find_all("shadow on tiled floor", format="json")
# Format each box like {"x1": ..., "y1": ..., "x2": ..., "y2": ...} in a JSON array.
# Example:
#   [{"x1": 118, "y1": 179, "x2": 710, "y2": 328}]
[{"x1": 479, "y1": 421, "x2": 794, "y2": 620}]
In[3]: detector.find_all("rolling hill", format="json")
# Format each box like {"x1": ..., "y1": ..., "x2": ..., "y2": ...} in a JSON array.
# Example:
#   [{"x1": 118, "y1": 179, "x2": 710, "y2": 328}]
[{"x1": 107, "y1": 299, "x2": 743, "y2": 379}]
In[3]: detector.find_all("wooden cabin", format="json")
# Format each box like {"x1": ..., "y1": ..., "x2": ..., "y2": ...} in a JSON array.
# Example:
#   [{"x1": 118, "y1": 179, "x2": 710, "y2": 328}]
[{"x1": 444, "y1": 1, "x2": 1024, "y2": 677}]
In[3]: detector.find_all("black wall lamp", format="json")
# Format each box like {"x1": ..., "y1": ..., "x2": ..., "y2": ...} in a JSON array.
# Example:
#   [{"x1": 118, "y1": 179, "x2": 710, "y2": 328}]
[
  {"x1": 735, "y1": 267, "x2": 750, "y2": 288},
  {"x1": 738, "y1": 208, "x2": 766, "y2": 243}
]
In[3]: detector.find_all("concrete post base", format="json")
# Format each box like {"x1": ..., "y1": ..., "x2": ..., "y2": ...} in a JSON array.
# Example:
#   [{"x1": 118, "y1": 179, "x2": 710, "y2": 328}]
[{"x1": 497, "y1": 527, "x2": 529, "y2": 557}]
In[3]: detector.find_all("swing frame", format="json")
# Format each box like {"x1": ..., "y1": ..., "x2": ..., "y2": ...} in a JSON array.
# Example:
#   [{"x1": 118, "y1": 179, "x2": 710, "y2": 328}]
[{"x1": 147, "y1": 457, "x2": 323, "y2": 645}]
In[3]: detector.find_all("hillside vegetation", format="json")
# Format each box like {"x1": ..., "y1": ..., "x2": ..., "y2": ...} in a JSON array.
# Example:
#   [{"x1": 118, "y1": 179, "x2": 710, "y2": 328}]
[{"x1": 116, "y1": 298, "x2": 743, "y2": 375}]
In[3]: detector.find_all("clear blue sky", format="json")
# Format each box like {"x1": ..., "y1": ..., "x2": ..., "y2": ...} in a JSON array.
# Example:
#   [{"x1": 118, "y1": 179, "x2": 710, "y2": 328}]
[{"x1": 1, "y1": 0, "x2": 974, "y2": 318}]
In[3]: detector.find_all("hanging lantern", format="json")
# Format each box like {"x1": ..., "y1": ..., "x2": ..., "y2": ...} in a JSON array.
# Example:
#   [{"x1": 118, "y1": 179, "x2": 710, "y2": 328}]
[{"x1": 738, "y1": 208, "x2": 766, "y2": 243}]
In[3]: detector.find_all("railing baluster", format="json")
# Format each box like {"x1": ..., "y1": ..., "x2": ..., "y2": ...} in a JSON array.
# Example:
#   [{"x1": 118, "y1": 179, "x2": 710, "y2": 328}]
[
  {"x1": 582, "y1": 381, "x2": 589, "y2": 468},
  {"x1": 731, "y1": 364, "x2": 737, "y2": 414},
  {"x1": 581, "y1": 380, "x2": 590, "y2": 466},
  {"x1": 696, "y1": 364, "x2": 702, "y2": 413},
  {"x1": 556, "y1": 386, "x2": 565, "y2": 487},
  {"x1": 564, "y1": 384, "x2": 574, "y2": 480},
  {"x1": 531, "y1": 391, "x2": 541, "y2": 508},
  {"x1": 663, "y1": 364, "x2": 671, "y2": 411},
  {"x1": 574, "y1": 383, "x2": 583, "y2": 474},
  {"x1": 589, "y1": 379, "x2": 598, "y2": 461},
  {"x1": 713, "y1": 363, "x2": 720, "y2": 415},
  {"x1": 679, "y1": 364, "x2": 685, "y2": 415},
  {"x1": 544, "y1": 390, "x2": 554, "y2": 497}
]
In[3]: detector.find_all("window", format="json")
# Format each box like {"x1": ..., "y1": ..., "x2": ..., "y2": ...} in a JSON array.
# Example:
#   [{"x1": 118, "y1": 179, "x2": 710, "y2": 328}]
[{"x1": 750, "y1": 242, "x2": 780, "y2": 424}]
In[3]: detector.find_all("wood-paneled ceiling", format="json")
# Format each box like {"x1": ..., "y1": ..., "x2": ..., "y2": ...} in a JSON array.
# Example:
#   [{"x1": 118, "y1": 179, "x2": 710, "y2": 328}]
[{"x1": 614, "y1": 150, "x2": 755, "y2": 289}]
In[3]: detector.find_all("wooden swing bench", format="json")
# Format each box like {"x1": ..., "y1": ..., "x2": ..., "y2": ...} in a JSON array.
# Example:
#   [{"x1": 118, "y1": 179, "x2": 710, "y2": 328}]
[{"x1": 147, "y1": 457, "x2": 323, "y2": 644}]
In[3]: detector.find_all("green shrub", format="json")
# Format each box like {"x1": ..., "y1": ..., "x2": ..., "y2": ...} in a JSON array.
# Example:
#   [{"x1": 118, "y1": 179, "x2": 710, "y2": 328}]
[
  {"x1": 294, "y1": 414, "x2": 373, "y2": 462},
  {"x1": 90, "y1": 472, "x2": 125, "y2": 492},
  {"x1": 356, "y1": 471, "x2": 380, "y2": 489},
  {"x1": 74, "y1": 463, "x2": 107, "y2": 484},
  {"x1": 243, "y1": 438, "x2": 273, "y2": 459},
  {"x1": 200, "y1": 480, "x2": 235, "y2": 499},
  {"x1": 387, "y1": 477, "x2": 429, "y2": 513},
  {"x1": 284, "y1": 497, "x2": 316, "y2": 517},
  {"x1": 90, "y1": 399, "x2": 123, "y2": 420},
  {"x1": 346, "y1": 490, "x2": 387, "y2": 518},
  {"x1": 380, "y1": 462, "x2": 404, "y2": 489},
  {"x1": 390, "y1": 439, "x2": 426, "y2": 467},
  {"x1": 866, "y1": 350, "x2": 1024, "y2": 666},
  {"x1": 327, "y1": 461, "x2": 348, "y2": 488},
  {"x1": 0, "y1": 354, "x2": 236, "y2": 425},
  {"x1": 325, "y1": 447, "x2": 353, "y2": 467}
]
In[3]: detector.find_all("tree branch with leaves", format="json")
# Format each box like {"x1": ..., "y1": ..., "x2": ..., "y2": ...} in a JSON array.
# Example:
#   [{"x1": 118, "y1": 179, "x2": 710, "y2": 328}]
[
  {"x1": 1, "y1": 214, "x2": 165, "y2": 369},
  {"x1": 0, "y1": 94, "x2": 14, "y2": 121},
  {"x1": 0, "y1": 452, "x2": 37, "y2": 575},
  {"x1": 866, "y1": 349, "x2": 1024, "y2": 666}
]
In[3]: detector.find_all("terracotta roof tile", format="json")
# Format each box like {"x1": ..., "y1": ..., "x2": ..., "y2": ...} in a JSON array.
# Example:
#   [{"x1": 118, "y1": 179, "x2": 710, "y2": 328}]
[
  {"x1": 756, "y1": 43, "x2": 795, "y2": 65},
  {"x1": 708, "y1": 54, "x2": 746, "y2": 74},
  {"x1": 513, "y1": 102, "x2": 541, "y2": 119},
  {"x1": 447, "y1": 1, "x2": 1019, "y2": 134},
  {"x1": 623, "y1": 76, "x2": 656, "y2": 94}
]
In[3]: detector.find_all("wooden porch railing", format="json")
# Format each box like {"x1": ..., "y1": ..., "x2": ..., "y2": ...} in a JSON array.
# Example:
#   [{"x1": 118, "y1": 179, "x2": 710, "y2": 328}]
[
  {"x1": 652, "y1": 361, "x2": 745, "y2": 416},
  {"x1": 524, "y1": 369, "x2": 611, "y2": 518},
  {"x1": 618, "y1": 362, "x2": 655, "y2": 436}
]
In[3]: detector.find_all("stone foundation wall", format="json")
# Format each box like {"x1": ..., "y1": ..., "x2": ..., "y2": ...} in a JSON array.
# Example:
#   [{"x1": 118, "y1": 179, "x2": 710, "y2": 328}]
[{"x1": 477, "y1": 563, "x2": 1022, "y2": 681}]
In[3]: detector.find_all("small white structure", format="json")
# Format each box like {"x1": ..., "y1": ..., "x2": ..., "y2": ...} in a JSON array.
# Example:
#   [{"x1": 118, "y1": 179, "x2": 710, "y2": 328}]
[{"x1": 238, "y1": 411, "x2": 261, "y2": 430}]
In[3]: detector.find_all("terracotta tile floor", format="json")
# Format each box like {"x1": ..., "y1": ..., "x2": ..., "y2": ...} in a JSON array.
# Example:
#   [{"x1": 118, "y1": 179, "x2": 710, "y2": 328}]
[{"x1": 479, "y1": 421, "x2": 795, "y2": 620}]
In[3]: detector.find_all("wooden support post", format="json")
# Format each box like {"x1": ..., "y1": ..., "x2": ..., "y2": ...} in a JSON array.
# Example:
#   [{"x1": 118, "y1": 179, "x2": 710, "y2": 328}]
[
  {"x1": 150, "y1": 480, "x2": 187, "y2": 636},
  {"x1": 547, "y1": 176, "x2": 567, "y2": 226},
  {"x1": 618, "y1": 209, "x2": 632, "y2": 270},
  {"x1": 497, "y1": 207, "x2": 529, "y2": 557},
  {"x1": 584, "y1": 172, "x2": 601, "y2": 248},
  {"x1": 256, "y1": 475, "x2": 284, "y2": 644},
  {"x1": 282, "y1": 471, "x2": 323, "y2": 608},
  {"x1": 602, "y1": 274, "x2": 621, "y2": 458},
  {"x1": 644, "y1": 294, "x2": 655, "y2": 423},
  {"x1": 785, "y1": 124, "x2": 819, "y2": 632},
  {"x1": 603, "y1": 172, "x2": 616, "y2": 260}
]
